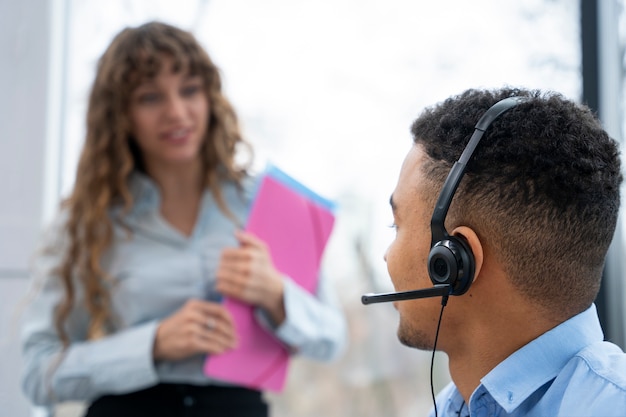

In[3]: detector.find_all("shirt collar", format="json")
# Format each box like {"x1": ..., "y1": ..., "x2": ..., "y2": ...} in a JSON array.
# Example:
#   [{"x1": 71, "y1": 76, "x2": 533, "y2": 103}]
[
  {"x1": 479, "y1": 304, "x2": 604, "y2": 413},
  {"x1": 127, "y1": 171, "x2": 161, "y2": 215},
  {"x1": 108, "y1": 171, "x2": 160, "y2": 221}
]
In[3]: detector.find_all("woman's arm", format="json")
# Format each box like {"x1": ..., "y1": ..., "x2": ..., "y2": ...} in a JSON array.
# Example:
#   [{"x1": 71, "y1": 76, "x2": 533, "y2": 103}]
[
  {"x1": 20, "y1": 269, "x2": 160, "y2": 406},
  {"x1": 216, "y1": 230, "x2": 348, "y2": 362},
  {"x1": 266, "y1": 275, "x2": 347, "y2": 361},
  {"x1": 20, "y1": 215, "x2": 160, "y2": 406}
]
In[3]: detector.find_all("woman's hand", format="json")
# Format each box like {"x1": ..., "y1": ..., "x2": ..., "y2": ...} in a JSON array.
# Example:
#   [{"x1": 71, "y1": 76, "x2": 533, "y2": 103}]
[
  {"x1": 216, "y1": 230, "x2": 286, "y2": 325},
  {"x1": 153, "y1": 299, "x2": 237, "y2": 361}
]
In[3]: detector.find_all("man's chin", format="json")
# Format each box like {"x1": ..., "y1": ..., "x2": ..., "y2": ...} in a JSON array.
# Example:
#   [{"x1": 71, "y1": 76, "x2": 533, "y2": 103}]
[{"x1": 397, "y1": 324, "x2": 434, "y2": 351}]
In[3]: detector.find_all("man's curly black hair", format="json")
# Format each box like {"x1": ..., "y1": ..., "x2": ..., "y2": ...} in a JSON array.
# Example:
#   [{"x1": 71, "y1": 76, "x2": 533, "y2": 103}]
[{"x1": 411, "y1": 87, "x2": 623, "y2": 318}]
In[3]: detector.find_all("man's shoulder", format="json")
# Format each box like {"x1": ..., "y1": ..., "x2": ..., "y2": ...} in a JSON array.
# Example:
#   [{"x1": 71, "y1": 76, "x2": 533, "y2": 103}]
[
  {"x1": 568, "y1": 340, "x2": 626, "y2": 389},
  {"x1": 554, "y1": 340, "x2": 626, "y2": 410},
  {"x1": 499, "y1": 340, "x2": 626, "y2": 416}
]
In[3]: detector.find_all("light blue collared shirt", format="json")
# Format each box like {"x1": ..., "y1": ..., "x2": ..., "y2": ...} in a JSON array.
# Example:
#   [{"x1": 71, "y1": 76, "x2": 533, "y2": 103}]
[
  {"x1": 432, "y1": 304, "x2": 626, "y2": 417},
  {"x1": 21, "y1": 173, "x2": 347, "y2": 406}
]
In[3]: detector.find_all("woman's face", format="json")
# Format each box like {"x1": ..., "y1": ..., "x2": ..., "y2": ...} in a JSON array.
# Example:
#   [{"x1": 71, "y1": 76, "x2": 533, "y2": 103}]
[{"x1": 128, "y1": 56, "x2": 209, "y2": 175}]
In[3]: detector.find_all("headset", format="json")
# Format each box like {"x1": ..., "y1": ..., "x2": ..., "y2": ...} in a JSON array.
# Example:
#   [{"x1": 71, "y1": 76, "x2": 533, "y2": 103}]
[{"x1": 362, "y1": 96, "x2": 527, "y2": 305}]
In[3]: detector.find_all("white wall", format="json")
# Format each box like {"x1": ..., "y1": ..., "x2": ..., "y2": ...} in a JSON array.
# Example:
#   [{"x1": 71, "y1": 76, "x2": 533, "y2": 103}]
[{"x1": 0, "y1": 0, "x2": 55, "y2": 415}]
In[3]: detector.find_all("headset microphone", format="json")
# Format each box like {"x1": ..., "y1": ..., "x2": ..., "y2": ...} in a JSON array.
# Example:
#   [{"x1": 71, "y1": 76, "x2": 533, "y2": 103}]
[
  {"x1": 361, "y1": 96, "x2": 527, "y2": 305},
  {"x1": 362, "y1": 284, "x2": 449, "y2": 304}
]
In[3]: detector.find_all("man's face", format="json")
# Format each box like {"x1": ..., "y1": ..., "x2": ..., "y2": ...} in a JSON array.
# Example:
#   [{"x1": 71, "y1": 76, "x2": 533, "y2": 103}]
[{"x1": 385, "y1": 145, "x2": 445, "y2": 350}]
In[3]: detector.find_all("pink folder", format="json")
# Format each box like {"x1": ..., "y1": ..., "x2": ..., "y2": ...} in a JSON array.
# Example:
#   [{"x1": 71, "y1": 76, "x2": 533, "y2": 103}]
[{"x1": 203, "y1": 165, "x2": 336, "y2": 391}]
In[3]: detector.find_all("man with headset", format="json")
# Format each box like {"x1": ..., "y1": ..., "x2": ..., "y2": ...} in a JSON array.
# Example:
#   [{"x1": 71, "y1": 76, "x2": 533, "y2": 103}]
[{"x1": 364, "y1": 87, "x2": 626, "y2": 416}]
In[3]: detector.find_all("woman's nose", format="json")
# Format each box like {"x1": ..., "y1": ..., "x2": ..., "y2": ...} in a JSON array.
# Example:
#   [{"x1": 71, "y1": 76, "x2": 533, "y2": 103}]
[{"x1": 164, "y1": 95, "x2": 186, "y2": 120}]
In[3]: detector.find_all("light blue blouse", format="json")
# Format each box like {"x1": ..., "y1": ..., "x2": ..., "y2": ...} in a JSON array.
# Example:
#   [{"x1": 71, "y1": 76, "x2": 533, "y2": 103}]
[
  {"x1": 21, "y1": 173, "x2": 347, "y2": 406},
  {"x1": 433, "y1": 304, "x2": 626, "y2": 417}
]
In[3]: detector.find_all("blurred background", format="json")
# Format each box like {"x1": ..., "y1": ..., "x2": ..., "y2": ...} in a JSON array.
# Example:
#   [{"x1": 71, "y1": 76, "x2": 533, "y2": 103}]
[{"x1": 1, "y1": 0, "x2": 625, "y2": 416}]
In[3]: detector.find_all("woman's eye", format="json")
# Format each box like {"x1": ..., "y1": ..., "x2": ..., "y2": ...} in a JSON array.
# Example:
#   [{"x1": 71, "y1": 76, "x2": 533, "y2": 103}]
[
  {"x1": 137, "y1": 92, "x2": 161, "y2": 104},
  {"x1": 181, "y1": 84, "x2": 202, "y2": 97},
  {"x1": 388, "y1": 222, "x2": 398, "y2": 231}
]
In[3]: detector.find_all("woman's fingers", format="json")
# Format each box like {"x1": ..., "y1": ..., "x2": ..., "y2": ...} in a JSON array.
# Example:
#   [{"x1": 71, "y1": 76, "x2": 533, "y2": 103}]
[
  {"x1": 190, "y1": 320, "x2": 237, "y2": 353},
  {"x1": 234, "y1": 229, "x2": 267, "y2": 249},
  {"x1": 153, "y1": 299, "x2": 238, "y2": 361}
]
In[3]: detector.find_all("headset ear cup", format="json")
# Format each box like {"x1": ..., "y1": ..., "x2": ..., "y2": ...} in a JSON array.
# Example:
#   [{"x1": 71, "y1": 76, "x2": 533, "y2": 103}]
[
  {"x1": 428, "y1": 242, "x2": 458, "y2": 285},
  {"x1": 428, "y1": 237, "x2": 475, "y2": 295}
]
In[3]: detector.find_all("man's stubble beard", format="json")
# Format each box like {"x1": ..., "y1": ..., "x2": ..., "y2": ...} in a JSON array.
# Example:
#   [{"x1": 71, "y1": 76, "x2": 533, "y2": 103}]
[{"x1": 397, "y1": 319, "x2": 437, "y2": 351}]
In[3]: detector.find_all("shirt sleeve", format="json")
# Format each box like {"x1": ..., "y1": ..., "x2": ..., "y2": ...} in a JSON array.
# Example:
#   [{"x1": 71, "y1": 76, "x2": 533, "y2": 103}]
[
  {"x1": 254, "y1": 273, "x2": 348, "y2": 362},
  {"x1": 20, "y1": 218, "x2": 159, "y2": 406}
]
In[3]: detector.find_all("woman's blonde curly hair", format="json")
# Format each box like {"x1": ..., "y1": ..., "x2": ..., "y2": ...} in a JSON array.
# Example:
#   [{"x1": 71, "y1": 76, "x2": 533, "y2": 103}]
[{"x1": 54, "y1": 21, "x2": 251, "y2": 345}]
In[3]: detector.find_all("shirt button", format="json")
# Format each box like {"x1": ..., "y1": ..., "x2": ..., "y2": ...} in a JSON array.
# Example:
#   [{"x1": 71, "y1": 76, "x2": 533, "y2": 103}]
[{"x1": 183, "y1": 395, "x2": 195, "y2": 407}]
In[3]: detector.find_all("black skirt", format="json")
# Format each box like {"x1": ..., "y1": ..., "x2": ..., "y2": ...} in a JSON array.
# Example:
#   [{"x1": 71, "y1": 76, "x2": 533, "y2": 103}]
[{"x1": 84, "y1": 383, "x2": 268, "y2": 417}]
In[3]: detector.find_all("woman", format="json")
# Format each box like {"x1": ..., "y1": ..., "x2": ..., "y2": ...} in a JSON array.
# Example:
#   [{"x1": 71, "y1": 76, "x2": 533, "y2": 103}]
[{"x1": 21, "y1": 21, "x2": 346, "y2": 417}]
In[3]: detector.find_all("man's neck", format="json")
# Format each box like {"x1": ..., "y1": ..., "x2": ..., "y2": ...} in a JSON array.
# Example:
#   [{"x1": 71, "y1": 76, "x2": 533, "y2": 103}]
[{"x1": 445, "y1": 302, "x2": 559, "y2": 402}]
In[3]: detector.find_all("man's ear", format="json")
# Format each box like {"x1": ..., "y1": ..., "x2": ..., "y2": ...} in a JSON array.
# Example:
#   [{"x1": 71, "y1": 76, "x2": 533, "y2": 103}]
[{"x1": 452, "y1": 226, "x2": 484, "y2": 283}]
